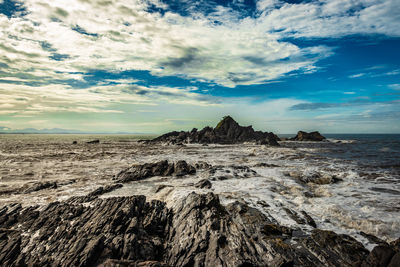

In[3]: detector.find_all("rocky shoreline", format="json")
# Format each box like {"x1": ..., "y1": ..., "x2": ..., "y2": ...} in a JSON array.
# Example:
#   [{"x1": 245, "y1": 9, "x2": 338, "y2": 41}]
[
  {"x1": 0, "y1": 119, "x2": 398, "y2": 266},
  {"x1": 1, "y1": 190, "x2": 399, "y2": 266},
  {"x1": 1, "y1": 159, "x2": 399, "y2": 266}
]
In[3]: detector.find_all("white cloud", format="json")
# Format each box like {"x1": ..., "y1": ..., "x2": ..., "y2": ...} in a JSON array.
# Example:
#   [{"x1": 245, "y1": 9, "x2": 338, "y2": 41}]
[
  {"x1": 1, "y1": 0, "x2": 399, "y2": 133},
  {"x1": 388, "y1": 84, "x2": 400, "y2": 90},
  {"x1": 257, "y1": 0, "x2": 400, "y2": 38},
  {"x1": 1, "y1": 0, "x2": 398, "y2": 88},
  {"x1": 349, "y1": 73, "x2": 365, "y2": 78}
]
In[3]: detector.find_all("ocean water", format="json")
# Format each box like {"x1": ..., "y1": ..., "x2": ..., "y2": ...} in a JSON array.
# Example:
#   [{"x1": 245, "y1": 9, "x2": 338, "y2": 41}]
[{"x1": 0, "y1": 134, "x2": 399, "y2": 250}]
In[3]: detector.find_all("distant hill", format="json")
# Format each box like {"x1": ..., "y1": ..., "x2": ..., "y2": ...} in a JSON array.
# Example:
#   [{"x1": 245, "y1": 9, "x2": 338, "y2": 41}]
[
  {"x1": 0, "y1": 127, "x2": 84, "y2": 134},
  {"x1": 0, "y1": 127, "x2": 142, "y2": 134}
]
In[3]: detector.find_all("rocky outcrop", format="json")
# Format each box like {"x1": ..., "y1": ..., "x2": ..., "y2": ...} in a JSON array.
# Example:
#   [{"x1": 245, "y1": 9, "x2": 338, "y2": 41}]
[
  {"x1": 290, "y1": 131, "x2": 326, "y2": 141},
  {"x1": 114, "y1": 160, "x2": 196, "y2": 183},
  {"x1": 361, "y1": 240, "x2": 400, "y2": 267},
  {"x1": 0, "y1": 196, "x2": 170, "y2": 266},
  {"x1": 0, "y1": 192, "x2": 383, "y2": 266},
  {"x1": 151, "y1": 116, "x2": 280, "y2": 146}
]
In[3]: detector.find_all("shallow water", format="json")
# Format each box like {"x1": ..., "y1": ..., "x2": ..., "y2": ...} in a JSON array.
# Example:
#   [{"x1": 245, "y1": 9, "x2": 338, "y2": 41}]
[{"x1": 0, "y1": 134, "x2": 399, "y2": 250}]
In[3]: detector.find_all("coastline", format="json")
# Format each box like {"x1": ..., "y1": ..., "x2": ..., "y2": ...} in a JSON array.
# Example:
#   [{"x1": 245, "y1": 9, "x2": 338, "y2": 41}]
[{"x1": 0, "y1": 133, "x2": 399, "y2": 265}]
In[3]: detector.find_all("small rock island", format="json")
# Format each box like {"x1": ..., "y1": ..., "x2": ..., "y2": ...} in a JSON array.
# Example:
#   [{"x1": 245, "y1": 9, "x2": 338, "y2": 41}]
[{"x1": 150, "y1": 116, "x2": 280, "y2": 146}]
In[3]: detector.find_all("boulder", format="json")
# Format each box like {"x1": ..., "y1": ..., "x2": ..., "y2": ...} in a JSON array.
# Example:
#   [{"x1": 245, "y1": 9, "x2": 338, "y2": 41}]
[
  {"x1": 114, "y1": 161, "x2": 196, "y2": 183},
  {"x1": 173, "y1": 160, "x2": 196, "y2": 177},
  {"x1": 194, "y1": 179, "x2": 212, "y2": 189},
  {"x1": 290, "y1": 131, "x2": 326, "y2": 141}
]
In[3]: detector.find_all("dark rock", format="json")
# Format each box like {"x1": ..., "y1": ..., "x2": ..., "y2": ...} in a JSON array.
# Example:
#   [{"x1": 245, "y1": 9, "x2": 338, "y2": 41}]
[
  {"x1": 254, "y1": 162, "x2": 280, "y2": 167},
  {"x1": 154, "y1": 185, "x2": 172, "y2": 193},
  {"x1": 290, "y1": 131, "x2": 325, "y2": 141},
  {"x1": 256, "y1": 135, "x2": 280, "y2": 146},
  {"x1": 194, "y1": 161, "x2": 211, "y2": 169},
  {"x1": 283, "y1": 207, "x2": 306, "y2": 225},
  {"x1": 301, "y1": 210, "x2": 317, "y2": 228},
  {"x1": 0, "y1": 196, "x2": 171, "y2": 266},
  {"x1": 306, "y1": 229, "x2": 368, "y2": 265},
  {"x1": 166, "y1": 193, "x2": 368, "y2": 266},
  {"x1": 114, "y1": 161, "x2": 196, "y2": 183},
  {"x1": 102, "y1": 259, "x2": 166, "y2": 266},
  {"x1": 151, "y1": 116, "x2": 280, "y2": 146},
  {"x1": 194, "y1": 179, "x2": 212, "y2": 189},
  {"x1": 86, "y1": 139, "x2": 100, "y2": 144},
  {"x1": 0, "y1": 192, "x2": 372, "y2": 266},
  {"x1": 72, "y1": 141, "x2": 78, "y2": 144},
  {"x1": 23, "y1": 181, "x2": 57, "y2": 193},
  {"x1": 362, "y1": 245, "x2": 395, "y2": 267},
  {"x1": 390, "y1": 237, "x2": 400, "y2": 252},
  {"x1": 174, "y1": 160, "x2": 195, "y2": 177},
  {"x1": 388, "y1": 253, "x2": 400, "y2": 267},
  {"x1": 88, "y1": 184, "x2": 123, "y2": 197},
  {"x1": 288, "y1": 171, "x2": 342, "y2": 185}
]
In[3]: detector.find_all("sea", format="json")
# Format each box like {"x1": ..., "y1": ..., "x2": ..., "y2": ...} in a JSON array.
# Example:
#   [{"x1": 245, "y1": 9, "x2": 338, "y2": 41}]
[{"x1": 0, "y1": 133, "x2": 399, "y2": 249}]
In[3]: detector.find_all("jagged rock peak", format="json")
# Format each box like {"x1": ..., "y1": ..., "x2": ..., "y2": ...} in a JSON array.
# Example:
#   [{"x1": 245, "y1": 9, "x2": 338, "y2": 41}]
[
  {"x1": 149, "y1": 115, "x2": 280, "y2": 146},
  {"x1": 215, "y1": 115, "x2": 240, "y2": 129}
]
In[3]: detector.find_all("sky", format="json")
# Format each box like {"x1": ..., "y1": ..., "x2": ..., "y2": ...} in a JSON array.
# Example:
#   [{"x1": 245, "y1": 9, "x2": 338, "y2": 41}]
[{"x1": 0, "y1": 0, "x2": 399, "y2": 134}]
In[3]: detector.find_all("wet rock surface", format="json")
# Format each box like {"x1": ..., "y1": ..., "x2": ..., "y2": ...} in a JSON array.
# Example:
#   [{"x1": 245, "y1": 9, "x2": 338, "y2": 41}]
[
  {"x1": 286, "y1": 171, "x2": 342, "y2": 185},
  {"x1": 150, "y1": 116, "x2": 280, "y2": 146},
  {"x1": 290, "y1": 131, "x2": 326, "y2": 141},
  {"x1": 114, "y1": 160, "x2": 195, "y2": 183},
  {"x1": 194, "y1": 179, "x2": 212, "y2": 189},
  {"x1": 0, "y1": 191, "x2": 390, "y2": 267},
  {"x1": 22, "y1": 181, "x2": 58, "y2": 193}
]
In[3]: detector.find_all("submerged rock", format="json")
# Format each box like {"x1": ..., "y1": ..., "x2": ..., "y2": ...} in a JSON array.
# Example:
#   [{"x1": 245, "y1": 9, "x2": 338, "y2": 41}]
[
  {"x1": 151, "y1": 116, "x2": 280, "y2": 146},
  {"x1": 290, "y1": 131, "x2": 326, "y2": 141},
  {"x1": 0, "y1": 192, "x2": 382, "y2": 266},
  {"x1": 287, "y1": 171, "x2": 342, "y2": 185},
  {"x1": 114, "y1": 160, "x2": 195, "y2": 183},
  {"x1": 86, "y1": 139, "x2": 100, "y2": 144}
]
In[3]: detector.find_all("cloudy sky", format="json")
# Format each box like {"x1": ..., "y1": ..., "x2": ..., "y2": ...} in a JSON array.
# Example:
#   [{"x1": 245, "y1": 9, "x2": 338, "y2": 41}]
[{"x1": 0, "y1": 0, "x2": 399, "y2": 133}]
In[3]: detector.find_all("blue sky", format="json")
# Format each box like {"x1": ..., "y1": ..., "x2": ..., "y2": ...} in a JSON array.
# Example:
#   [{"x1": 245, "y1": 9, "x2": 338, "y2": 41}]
[{"x1": 0, "y1": 0, "x2": 399, "y2": 133}]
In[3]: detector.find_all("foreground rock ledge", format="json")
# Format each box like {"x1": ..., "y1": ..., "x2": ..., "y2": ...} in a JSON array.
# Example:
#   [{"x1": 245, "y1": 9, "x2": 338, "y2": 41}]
[{"x1": 1, "y1": 192, "x2": 396, "y2": 266}]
